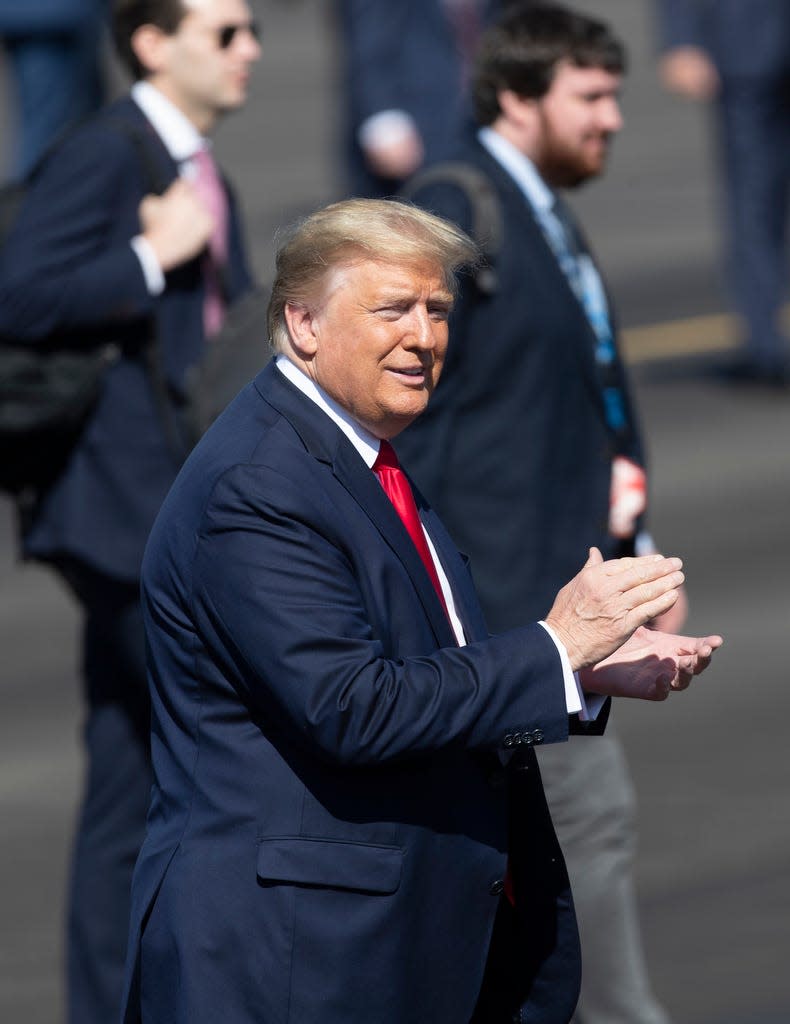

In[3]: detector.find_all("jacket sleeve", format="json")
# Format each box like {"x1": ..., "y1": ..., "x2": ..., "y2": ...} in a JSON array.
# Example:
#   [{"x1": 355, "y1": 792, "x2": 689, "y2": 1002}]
[
  {"x1": 336, "y1": 0, "x2": 418, "y2": 123},
  {"x1": 0, "y1": 122, "x2": 156, "y2": 341},
  {"x1": 655, "y1": 0, "x2": 708, "y2": 52},
  {"x1": 186, "y1": 458, "x2": 572, "y2": 767}
]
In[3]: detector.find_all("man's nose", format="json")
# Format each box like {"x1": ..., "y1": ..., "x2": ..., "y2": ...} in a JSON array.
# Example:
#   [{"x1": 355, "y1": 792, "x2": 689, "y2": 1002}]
[
  {"x1": 600, "y1": 97, "x2": 623, "y2": 133},
  {"x1": 406, "y1": 307, "x2": 437, "y2": 348},
  {"x1": 237, "y1": 27, "x2": 262, "y2": 61}
]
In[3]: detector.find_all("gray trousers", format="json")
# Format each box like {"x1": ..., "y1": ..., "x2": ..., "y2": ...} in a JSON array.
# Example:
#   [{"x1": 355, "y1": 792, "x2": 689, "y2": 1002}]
[{"x1": 536, "y1": 729, "x2": 670, "y2": 1024}]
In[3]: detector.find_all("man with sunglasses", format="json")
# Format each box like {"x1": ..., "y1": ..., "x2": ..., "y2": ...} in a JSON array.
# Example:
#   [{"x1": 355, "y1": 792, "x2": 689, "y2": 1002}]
[{"x1": 0, "y1": 2, "x2": 260, "y2": 1022}]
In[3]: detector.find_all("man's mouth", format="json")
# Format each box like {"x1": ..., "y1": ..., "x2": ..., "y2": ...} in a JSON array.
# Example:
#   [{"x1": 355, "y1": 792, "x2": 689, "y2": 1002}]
[{"x1": 389, "y1": 366, "x2": 427, "y2": 380}]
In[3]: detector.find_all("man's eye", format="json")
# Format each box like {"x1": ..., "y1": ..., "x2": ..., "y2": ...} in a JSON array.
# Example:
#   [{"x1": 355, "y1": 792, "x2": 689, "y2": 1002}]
[{"x1": 429, "y1": 307, "x2": 451, "y2": 321}]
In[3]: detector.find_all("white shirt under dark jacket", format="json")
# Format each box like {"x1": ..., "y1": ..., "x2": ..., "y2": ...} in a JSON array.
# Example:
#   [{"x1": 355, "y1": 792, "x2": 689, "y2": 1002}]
[
  {"x1": 129, "y1": 80, "x2": 215, "y2": 295},
  {"x1": 275, "y1": 355, "x2": 599, "y2": 719}
]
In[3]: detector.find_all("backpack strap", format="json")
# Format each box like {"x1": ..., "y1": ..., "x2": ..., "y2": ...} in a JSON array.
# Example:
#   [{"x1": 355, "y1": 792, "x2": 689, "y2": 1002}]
[{"x1": 399, "y1": 161, "x2": 503, "y2": 295}]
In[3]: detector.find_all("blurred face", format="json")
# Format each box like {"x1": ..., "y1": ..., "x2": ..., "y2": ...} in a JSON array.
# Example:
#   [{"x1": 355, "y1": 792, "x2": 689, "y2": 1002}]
[
  {"x1": 287, "y1": 259, "x2": 454, "y2": 439},
  {"x1": 150, "y1": 0, "x2": 261, "y2": 130},
  {"x1": 532, "y1": 61, "x2": 623, "y2": 188}
]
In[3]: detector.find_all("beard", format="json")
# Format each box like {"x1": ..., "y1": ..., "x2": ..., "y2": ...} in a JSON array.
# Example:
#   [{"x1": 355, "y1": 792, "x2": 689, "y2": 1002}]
[{"x1": 535, "y1": 114, "x2": 612, "y2": 189}]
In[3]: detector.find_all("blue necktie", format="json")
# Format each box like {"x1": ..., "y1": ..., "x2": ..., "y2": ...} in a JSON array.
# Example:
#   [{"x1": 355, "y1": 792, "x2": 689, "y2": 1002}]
[{"x1": 537, "y1": 199, "x2": 629, "y2": 435}]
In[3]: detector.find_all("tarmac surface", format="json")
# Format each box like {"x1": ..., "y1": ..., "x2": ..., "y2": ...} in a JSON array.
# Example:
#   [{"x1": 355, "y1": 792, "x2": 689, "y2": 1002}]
[{"x1": 1, "y1": 2, "x2": 789, "y2": 1021}]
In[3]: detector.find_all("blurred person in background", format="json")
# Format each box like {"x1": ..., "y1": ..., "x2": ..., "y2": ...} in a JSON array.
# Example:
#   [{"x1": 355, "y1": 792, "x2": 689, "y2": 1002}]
[
  {"x1": 0, "y1": 0, "x2": 259, "y2": 1019},
  {"x1": 0, "y1": 0, "x2": 108, "y2": 181},
  {"x1": 657, "y1": 0, "x2": 790, "y2": 386},
  {"x1": 397, "y1": 5, "x2": 686, "y2": 1022},
  {"x1": 334, "y1": 0, "x2": 505, "y2": 198}
]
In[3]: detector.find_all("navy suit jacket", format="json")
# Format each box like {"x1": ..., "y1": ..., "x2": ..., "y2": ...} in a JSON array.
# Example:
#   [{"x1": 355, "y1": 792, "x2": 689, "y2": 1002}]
[
  {"x1": 395, "y1": 140, "x2": 644, "y2": 631},
  {"x1": 0, "y1": 96, "x2": 253, "y2": 580},
  {"x1": 0, "y1": 0, "x2": 102, "y2": 33},
  {"x1": 121, "y1": 362, "x2": 595, "y2": 1023},
  {"x1": 336, "y1": 0, "x2": 501, "y2": 196},
  {"x1": 657, "y1": 0, "x2": 790, "y2": 79}
]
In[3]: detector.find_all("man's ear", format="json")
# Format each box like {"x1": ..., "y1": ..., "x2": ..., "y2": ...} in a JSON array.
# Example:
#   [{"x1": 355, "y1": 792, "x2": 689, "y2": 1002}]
[
  {"x1": 497, "y1": 88, "x2": 538, "y2": 127},
  {"x1": 283, "y1": 302, "x2": 319, "y2": 358},
  {"x1": 131, "y1": 24, "x2": 171, "y2": 77}
]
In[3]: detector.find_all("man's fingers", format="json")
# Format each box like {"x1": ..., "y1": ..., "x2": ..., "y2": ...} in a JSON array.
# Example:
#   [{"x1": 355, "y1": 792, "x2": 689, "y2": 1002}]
[
  {"x1": 603, "y1": 554, "x2": 683, "y2": 585},
  {"x1": 627, "y1": 570, "x2": 685, "y2": 611},
  {"x1": 627, "y1": 587, "x2": 680, "y2": 631}
]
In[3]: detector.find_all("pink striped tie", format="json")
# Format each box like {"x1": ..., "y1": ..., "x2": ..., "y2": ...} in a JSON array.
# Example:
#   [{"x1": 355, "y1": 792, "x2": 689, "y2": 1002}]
[{"x1": 192, "y1": 147, "x2": 229, "y2": 338}]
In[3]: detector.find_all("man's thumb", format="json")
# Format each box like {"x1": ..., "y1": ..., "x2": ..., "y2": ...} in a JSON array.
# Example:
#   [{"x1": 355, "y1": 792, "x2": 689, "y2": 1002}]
[{"x1": 584, "y1": 546, "x2": 604, "y2": 567}]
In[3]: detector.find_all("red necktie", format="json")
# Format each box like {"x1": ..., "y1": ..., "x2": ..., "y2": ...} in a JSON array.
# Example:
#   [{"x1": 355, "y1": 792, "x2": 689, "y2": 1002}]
[
  {"x1": 372, "y1": 441, "x2": 449, "y2": 618},
  {"x1": 192, "y1": 147, "x2": 229, "y2": 337}
]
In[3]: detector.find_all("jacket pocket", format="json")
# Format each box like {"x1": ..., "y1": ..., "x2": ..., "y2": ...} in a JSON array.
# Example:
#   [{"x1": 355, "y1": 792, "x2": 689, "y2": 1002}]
[{"x1": 256, "y1": 836, "x2": 402, "y2": 895}]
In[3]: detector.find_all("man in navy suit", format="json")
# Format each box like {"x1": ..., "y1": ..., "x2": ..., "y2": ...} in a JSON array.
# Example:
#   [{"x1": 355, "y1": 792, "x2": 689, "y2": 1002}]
[
  {"x1": 657, "y1": 0, "x2": 790, "y2": 384},
  {"x1": 335, "y1": 0, "x2": 503, "y2": 197},
  {"x1": 122, "y1": 197, "x2": 721, "y2": 1023},
  {"x1": 395, "y1": 6, "x2": 684, "y2": 1022},
  {"x1": 0, "y1": 1, "x2": 259, "y2": 1020}
]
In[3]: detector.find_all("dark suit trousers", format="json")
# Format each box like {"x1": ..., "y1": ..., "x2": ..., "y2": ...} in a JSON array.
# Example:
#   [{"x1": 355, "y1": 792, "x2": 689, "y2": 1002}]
[
  {"x1": 470, "y1": 749, "x2": 580, "y2": 1024},
  {"x1": 56, "y1": 559, "x2": 152, "y2": 1024},
  {"x1": 717, "y1": 73, "x2": 790, "y2": 369}
]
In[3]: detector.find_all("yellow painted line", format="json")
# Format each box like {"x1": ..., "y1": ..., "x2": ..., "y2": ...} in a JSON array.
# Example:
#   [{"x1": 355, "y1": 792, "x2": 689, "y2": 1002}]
[{"x1": 621, "y1": 311, "x2": 739, "y2": 365}]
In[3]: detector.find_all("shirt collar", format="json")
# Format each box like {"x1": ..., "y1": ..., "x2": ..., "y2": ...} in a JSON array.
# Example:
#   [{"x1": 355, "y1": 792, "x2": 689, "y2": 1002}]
[
  {"x1": 131, "y1": 81, "x2": 207, "y2": 163},
  {"x1": 275, "y1": 356, "x2": 380, "y2": 468},
  {"x1": 477, "y1": 126, "x2": 556, "y2": 215}
]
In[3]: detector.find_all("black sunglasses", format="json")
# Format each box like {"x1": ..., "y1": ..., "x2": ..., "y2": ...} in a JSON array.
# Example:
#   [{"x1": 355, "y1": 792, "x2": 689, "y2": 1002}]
[{"x1": 216, "y1": 20, "x2": 260, "y2": 49}]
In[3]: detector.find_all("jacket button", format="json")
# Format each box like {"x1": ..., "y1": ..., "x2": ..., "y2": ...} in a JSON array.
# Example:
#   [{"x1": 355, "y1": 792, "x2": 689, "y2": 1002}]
[
  {"x1": 533, "y1": 729, "x2": 544, "y2": 744},
  {"x1": 489, "y1": 878, "x2": 504, "y2": 896},
  {"x1": 503, "y1": 733, "x2": 515, "y2": 748}
]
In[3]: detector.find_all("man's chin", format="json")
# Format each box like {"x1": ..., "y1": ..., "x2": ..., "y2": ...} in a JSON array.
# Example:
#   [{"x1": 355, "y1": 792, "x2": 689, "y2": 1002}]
[{"x1": 386, "y1": 404, "x2": 430, "y2": 437}]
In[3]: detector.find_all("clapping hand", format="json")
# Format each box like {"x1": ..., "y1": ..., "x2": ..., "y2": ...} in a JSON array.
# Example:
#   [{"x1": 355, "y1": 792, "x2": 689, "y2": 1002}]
[
  {"x1": 580, "y1": 625, "x2": 724, "y2": 701},
  {"x1": 544, "y1": 547, "x2": 686, "y2": 671}
]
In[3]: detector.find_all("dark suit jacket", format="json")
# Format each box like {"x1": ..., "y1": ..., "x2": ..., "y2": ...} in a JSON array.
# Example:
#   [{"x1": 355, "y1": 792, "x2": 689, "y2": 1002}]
[
  {"x1": 395, "y1": 140, "x2": 643, "y2": 631},
  {"x1": 0, "y1": 95, "x2": 253, "y2": 580},
  {"x1": 121, "y1": 362, "x2": 593, "y2": 1024},
  {"x1": 336, "y1": 0, "x2": 501, "y2": 197},
  {"x1": 0, "y1": 0, "x2": 101, "y2": 33},
  {"x1": 657, "y1": 0, "x2": 790, "y2": 78}
]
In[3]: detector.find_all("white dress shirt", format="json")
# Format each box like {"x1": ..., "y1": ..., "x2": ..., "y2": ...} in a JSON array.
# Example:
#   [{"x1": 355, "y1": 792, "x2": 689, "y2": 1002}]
[{"x1": 129, "y1": 80, "x2": 212, "y2": 295}]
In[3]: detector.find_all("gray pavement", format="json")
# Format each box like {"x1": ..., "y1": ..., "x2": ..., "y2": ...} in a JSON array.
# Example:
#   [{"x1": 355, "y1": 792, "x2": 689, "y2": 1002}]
[{"x1": 1, "y1": 2, "x2": 789, "y2": 1021}]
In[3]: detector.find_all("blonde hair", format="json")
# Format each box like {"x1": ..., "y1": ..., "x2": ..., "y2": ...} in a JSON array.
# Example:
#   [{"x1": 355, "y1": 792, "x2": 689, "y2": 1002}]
[{"x1": 267, "y1": 198, "x2": 478, "y2": 352}]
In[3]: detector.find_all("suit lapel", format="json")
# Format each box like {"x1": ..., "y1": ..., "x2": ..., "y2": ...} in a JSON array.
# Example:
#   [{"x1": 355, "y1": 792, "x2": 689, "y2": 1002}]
[
  {"x1": 256, "y1": 366, "x2": 458, "y2": 647},
  {"x1": 473, "y1": 143, "x2": 611, "y2": 424},
  {"x1": 331, "y1": 441, "x2": 458, "y2": 647}
]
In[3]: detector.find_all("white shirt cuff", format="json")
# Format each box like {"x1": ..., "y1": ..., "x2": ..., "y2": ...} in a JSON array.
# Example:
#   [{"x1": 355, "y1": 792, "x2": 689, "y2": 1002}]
[
  {"x1": 538, "y1": 620, "x2": 602, "y2": 722},
  {"x1": 634, "y1": 530, "x2": 657, "y2": 556},
  {"x1": 358, "y1": 110, "x2": 417, "y2": 150},
  {"x1": 131, "y1": 235, "x2": 166, "y2": 296}
]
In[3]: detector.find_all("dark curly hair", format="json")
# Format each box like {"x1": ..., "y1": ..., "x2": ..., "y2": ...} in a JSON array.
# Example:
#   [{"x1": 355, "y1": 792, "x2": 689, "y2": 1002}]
[{"x1": 473, "y1": 3, "x2": 626, "y2": 126}]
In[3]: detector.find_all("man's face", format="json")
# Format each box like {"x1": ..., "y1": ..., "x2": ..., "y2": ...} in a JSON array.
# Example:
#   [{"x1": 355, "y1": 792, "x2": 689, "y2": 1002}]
[
  {"x1": 154, "y1": 0, "x2": 260, "y2": 128},
  {"x1": 297, "y1": 259, "x2": 454, "y2": 439},
  {"x1": 532, "y1": 61, "x2": 623, "y2": 188}
]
